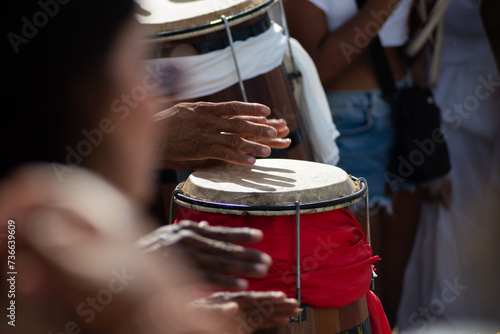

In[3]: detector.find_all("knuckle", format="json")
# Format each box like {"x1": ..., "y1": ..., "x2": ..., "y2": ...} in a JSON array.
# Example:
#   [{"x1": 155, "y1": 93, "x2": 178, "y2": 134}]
[
  {"x1": 197, "y1": 118, "x2": 211, "y2": 130},
  {"x1": 192, "y1": 133, "x2": 205, "y2": 152},
  {"x1": 195, "y1": 101, "x2": 211, "y2": 112},
  {"x1": 215, "y1": 148, "x2": 230, "y2": 160},
  {"x1": 155, "y1": 225, "x2": 172, "y2": 234},
  {"x1": 229, "y1": 101, "x2": 240, "y2": 112},
  {"x1": 177, "y1": 229, "x2": 196, "y2": 241},
  {"x1": 178, "y1": 220, "x2": 197, "y2": 229},
  {"x1": 228, "y1": 135, "x2": 242, "y2": 148},
  {"x1": 232, "y1": 119, "x2": 247, "y2": 132}
]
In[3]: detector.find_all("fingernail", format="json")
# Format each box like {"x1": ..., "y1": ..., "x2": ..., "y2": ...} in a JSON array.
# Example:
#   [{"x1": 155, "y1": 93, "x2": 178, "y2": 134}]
[
  {"x1": 236, "y1": 279, "x2": 248, "y2": 290},
  {"x1": 261, "y1": 147, "x2": 271, "y2": 156},
  {"x1": 249, "y1": 229, "x2": 263, "y2": 238},
  {"x1": 254, "y1": 263, "x2": 269, "y2": 275},
  {"x1": 246, "y1": 156, "x2": 256, "y2": 164},
  {"x1": 221, "y1": 302, "x2": 239, "y2": 315},
  {"x1": 261, "y1": 253, "x2": 272, "y2": 265},
  {"x1": 261, "y1": 107, "x2": 270, "y2": 114},
  {"x1": 267, "y1": 129, "x2": 277, "y2": 137},
  {"x1": 271, "y1": 291, "x2": 286, "y2": 299}
]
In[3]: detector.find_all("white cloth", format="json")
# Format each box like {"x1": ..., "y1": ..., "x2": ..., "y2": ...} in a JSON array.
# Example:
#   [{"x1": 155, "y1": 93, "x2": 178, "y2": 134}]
[
  {"x1": 398, "y1": 0, "x2": 500, "y2": 330},
  {"x1": 146, "y1": 23, "x2": 340, "y2": 165},
  {"x1": 307, "y1": 0, "x2": 412, "y2": 47},
  {"x1": 284, "y1": 38, "x2": 340, "y2": 165},
  {"x1": 146, "y1": 23, "x2": 287, "y2": 100}
]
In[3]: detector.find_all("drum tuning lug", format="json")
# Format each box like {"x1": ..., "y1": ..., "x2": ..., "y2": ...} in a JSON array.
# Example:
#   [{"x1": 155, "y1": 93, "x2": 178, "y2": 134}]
[{"x1": 290, "y1": 304, "x2": 308, "y2": 323}]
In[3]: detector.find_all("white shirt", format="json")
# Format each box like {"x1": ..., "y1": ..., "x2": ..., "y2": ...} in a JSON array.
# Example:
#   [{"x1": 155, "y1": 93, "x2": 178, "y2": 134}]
[{"x1": 307, "y1": 0, "x2": 413, "y2": 47}]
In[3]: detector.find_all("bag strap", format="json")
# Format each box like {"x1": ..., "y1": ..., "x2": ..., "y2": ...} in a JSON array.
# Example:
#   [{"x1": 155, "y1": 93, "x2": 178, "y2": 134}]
[
  {"x1": 406, "y1": 0, "x2": 450, "y2": 87},
  {"x1": 406, "y1": 0, "x2": 450, "y2": 57},
  {"x1": 429, "y1": 20, "x2": 444, "y2": 86},
  {"x1": 355, "y1": 0, "x2": 398, "y2": 100}
]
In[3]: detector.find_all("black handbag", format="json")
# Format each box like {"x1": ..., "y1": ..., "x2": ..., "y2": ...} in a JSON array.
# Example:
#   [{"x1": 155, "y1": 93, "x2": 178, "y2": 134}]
[
  {"x1": 388, "y1": 86, "x2": 450, "y2": 184},
  {"x1": 356, "y1": 0, "x2": 451, "y2": 185}
]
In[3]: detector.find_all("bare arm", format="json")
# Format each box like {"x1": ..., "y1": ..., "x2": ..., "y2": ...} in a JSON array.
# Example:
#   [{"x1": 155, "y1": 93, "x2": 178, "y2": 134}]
[{"x1": 285, "y1": 0, "x2": 401, "y2": 85}]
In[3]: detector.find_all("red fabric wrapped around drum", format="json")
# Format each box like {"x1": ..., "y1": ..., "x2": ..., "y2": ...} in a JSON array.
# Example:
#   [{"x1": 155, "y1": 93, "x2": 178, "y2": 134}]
[
  {"x1": 177, "y1": 207, "x2": 375, "y2": 309},
  {"x1": 174, "y1": 159, "x2": 390, "y2": 334}
]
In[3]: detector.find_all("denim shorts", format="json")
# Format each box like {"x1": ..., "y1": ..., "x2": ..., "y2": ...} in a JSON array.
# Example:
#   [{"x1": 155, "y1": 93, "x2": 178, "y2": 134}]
[{"x1": 326, "y1": 77, "x2": 411, "y2": 209}]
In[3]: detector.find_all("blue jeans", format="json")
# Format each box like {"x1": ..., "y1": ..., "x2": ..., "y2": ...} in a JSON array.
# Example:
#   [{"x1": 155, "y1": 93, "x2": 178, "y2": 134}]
[{"x1": 326, "y1": 77, "x2": 411, "y2": 208}]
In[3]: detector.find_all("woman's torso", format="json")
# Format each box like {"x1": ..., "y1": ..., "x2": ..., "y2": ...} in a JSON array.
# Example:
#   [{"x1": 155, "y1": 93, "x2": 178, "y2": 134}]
[
  {"x1": 327, "y1": 48, "x2": 407, "y2": 91},
  {"x1": 308, "y1": 0, "x2": 412, "y2": 91}
]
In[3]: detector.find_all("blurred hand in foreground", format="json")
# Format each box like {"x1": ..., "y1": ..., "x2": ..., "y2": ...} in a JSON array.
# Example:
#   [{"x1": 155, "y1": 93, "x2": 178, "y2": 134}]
[
  {"x1": 138, "y1": 220, "x2": 272, "y2": 291},
  {"x1": 188, "y1": 291, "x2": 300, "y2": 333},
  {"x1": 0, "y1": 165, "x2": 235, "y2": 334}
]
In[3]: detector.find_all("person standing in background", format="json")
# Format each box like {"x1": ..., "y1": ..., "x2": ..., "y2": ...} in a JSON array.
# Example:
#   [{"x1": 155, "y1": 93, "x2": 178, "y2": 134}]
[
  {"x1": 285, "y1": 0, "x2": 416, "y2": 325},
  {"x1": 398, "y1": 0, "x2": 500, "y2": 330}
]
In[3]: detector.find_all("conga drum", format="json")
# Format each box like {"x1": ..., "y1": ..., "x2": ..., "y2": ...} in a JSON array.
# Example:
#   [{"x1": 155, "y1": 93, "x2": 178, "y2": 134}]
[
  {"x1": 137, "y1": 0, "x2": 312, "y2": 160},
  {"x1": 171, "y1": 159, "x2": 378, "y2": 333},
  {"x1": 137, "y1": 0, "x2": 314, "y2": 222}
]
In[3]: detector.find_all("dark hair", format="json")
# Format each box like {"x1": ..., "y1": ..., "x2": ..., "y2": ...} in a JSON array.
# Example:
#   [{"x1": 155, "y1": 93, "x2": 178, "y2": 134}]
[{"x1": 1, "y1": 0, "x2": 136, "y2": 178}]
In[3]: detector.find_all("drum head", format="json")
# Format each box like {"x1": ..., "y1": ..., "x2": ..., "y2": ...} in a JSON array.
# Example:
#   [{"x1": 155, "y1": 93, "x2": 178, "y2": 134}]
[
  {"x1": 137, "y1": 0, "x2": 276, "y2": 38},
  {"x1": 176, "y1": 159, "x2": 365, "y2": 215}
]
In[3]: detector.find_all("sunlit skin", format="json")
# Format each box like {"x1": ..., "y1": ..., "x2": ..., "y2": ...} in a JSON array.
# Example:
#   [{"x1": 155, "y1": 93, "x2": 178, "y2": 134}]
[{"x1": 285, "y1": 0, "x2": 407, "y2": 91}]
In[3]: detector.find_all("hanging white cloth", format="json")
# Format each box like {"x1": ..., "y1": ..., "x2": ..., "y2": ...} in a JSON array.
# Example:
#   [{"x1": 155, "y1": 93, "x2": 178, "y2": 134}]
[
  {"x1": 284, "y1": 38, "x2": 340, "y2": 165},
  {"x1": 146, "y1": 23, "x2": 287, "y2": 100}
]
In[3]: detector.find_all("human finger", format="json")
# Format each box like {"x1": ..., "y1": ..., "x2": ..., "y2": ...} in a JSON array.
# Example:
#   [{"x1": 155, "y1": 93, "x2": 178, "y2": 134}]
[
  {"x1": 206, "y1": 101, "x2": 271, "y2": 118},
  {"x1": 200, "y1": 133, "x2": 272, "y2": 157},
  {"x1": 179, "y1": 221, "x2": 264, "y2": 245}
]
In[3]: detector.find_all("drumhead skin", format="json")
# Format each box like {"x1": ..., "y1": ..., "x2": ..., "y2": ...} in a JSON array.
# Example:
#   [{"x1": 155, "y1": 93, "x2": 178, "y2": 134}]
[
  {"x1": 177, "y1": 159, "x2": 363, "y2": 215},
  {"x1": 137, "y1": 0, "x2": 276, "y2": 38}
]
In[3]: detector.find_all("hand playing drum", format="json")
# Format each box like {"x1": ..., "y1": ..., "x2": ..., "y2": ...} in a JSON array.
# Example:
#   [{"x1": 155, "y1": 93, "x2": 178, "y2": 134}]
[
  {"x1": 139, "y1": 0, "x2": 314, "y2": 162},
  {"x1": 138, "y1": 220, "x2": 273, "y2": 291},
  {"x1": 154, "y1": 101, "x2": 291, "y2": 169},
  {"x1": 188, "y1": 291, "x2": 300, "y2": 333}
]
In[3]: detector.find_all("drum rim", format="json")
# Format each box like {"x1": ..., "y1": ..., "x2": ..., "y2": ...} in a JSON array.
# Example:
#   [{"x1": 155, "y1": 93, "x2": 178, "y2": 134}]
[
  {"x1": 173, "y1": 176, "x2": 367, "y2": 215},
  {"x1": 144, "y1": 0, "x2": 276, "y2": 40}
]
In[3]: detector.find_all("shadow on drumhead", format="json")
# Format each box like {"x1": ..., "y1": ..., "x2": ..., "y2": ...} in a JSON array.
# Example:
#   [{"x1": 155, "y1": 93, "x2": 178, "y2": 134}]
[
  {"x1": 214, "y1": 170, "x2": 297, "y2": 192},
  {"x1": 170, "y1": 0, "x2": 202, "y2": 3},
  {"x1": 250, "y1": 165, "x2": 296, "y2": 174}
]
